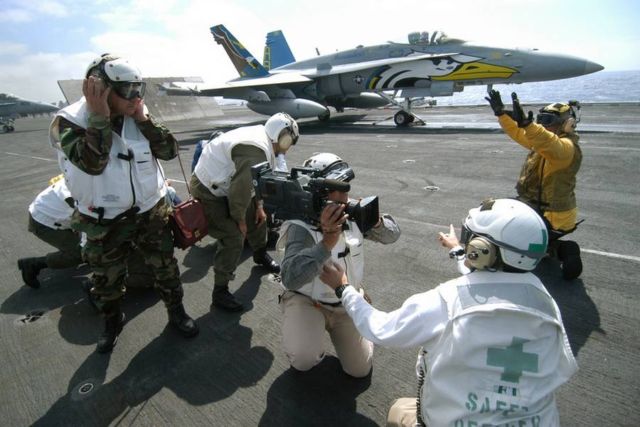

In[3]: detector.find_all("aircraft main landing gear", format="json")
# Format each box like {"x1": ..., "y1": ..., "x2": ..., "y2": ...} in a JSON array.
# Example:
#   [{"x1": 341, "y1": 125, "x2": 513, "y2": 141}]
[
  {"x1": 393, "y1": 111, "x2": 416, "y2": 127},
  {"x1": 318, "y1": 110, "x2": 330, "y2": 122},
  {"x1": 1, "y1": 118, "x2": 16, "y2": 133}
]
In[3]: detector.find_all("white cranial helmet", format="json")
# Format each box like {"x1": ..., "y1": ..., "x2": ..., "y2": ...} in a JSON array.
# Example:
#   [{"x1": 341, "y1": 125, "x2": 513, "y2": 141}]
[
  {"x1": 462, "y1": 198, "x2": 548, "y2": 271},
  {"x1": 303, "y1": 152, "x2": 355, "y2": 182},
  {"x1": 85, "y1": 53, "x2": 143, "y2": 83},
  {"x1": 264, "y1": 112, "x2": 299, "y2": 149},
  {"x1": 85, "y1": 53, "x2": 146, "y2": 100}
]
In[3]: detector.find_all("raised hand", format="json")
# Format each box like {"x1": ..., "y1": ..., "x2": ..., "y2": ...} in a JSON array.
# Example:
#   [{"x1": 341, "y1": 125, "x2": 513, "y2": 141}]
[
  {"x1": 82, "y1": 76, "x2": 111, "y2": 117},
  {"x1": 511, "y1": 92, "x2": 534, "y2": 128},
  {"x1": 485, "y1": 89, "x2": 506, "y2": 116}
]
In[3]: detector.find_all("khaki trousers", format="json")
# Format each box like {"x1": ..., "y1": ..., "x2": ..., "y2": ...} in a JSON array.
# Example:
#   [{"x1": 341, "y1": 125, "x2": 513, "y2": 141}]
[
  {"x1": 387, "y1": 397, "x2": 419, "y2": 427},
  {"x1": 280, "y1": 292, "x2": 373, "y2": 378}
]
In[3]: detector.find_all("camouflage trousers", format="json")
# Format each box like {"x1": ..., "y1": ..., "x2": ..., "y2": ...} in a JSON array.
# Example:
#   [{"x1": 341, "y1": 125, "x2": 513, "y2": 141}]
[
  {"x1": 71, "y1": 198, "x2": 183, "y2": 313},
  {"x1": 190, "y1": 175, "x2": 267, "y2": 286},
  {"x1": 28, "y1": 214, "x2": 82, "y2": 269}
]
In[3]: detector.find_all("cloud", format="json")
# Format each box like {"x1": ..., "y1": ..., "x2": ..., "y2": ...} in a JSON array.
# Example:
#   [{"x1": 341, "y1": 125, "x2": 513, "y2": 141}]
[
  {"x1": 0, "y1": 42, "x2": 29, "y2": 56},
  {"x1": 0, "y1": 0, "x2": 68, "y2": 22},
  {"x1": 0, "y1": 52, "x2": 92, "y2": 103},
  {"x1": 35, "y1": 0, "x2": 68, "y2": 18},
  {"x1": 0, "y1": 9, "x2": 33, "y2": 23}
]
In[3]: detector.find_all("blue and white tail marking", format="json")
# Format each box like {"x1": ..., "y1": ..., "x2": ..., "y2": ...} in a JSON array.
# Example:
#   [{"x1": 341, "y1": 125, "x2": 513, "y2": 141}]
[
  {"x1": 210, "y1": 24, "x2": 269, "y2": 78},
  {"x1": 263, "y1": 30, "x2": 296, "y2": 70}
]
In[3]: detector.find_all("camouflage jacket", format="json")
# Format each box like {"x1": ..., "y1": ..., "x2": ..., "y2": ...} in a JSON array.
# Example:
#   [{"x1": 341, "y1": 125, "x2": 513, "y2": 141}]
[{"x1": 57, "y1": 112, "x2": 178, "y2": 175}]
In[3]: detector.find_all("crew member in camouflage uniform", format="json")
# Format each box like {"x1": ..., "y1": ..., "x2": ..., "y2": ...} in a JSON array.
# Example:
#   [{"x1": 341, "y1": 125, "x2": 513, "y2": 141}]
[
  {"x1": 49, "y1": 54, "x2": 198, "y2": 353},
  {"x1": 17, "y1": 175, "x2": 156, "y2": 293},
  {"x1": 191, "y1": 113, "x2": 299, "y2": 311},
  {"x1": 18, "y1": 176, "x2": 82, "y2": 288}
]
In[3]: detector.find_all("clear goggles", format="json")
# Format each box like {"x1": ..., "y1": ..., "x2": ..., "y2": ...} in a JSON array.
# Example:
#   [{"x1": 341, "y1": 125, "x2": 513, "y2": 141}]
[{"x1": 112, "y1": 81, "x2": 146, "y2": 100}]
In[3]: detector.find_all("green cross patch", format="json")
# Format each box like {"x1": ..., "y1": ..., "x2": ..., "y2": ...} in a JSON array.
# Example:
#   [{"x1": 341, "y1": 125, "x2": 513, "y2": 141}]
[{"x1": 487, "y1": 337, "x2": 539, "y2": 383}]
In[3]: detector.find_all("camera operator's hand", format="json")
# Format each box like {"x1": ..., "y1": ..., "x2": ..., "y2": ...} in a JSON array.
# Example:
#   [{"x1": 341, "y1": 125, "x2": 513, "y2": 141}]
[
  {"x1": 320, "y1": 203, "x2": 348, "y2": 251},
  {"x1": 320, "y1": 260, "x2": 348, "y2": 289},
  {"x1": 511, "y1": 92, "x2": 534, "y2": 128}
]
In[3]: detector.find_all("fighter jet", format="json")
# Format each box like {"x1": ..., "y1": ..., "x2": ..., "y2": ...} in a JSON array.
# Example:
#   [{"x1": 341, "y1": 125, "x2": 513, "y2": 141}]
[
  {"x1": 0, "y1": 93, "x2": 59, "y2": 132},
  {"x1": 163, "y1": 25, "x2": 603, "y2": 126}
]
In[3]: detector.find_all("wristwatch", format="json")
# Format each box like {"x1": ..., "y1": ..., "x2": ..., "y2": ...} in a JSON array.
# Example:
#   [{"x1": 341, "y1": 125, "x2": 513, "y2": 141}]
[
  {"x1": 334, "y1": 284, "x2": 350, "y2": 299},
  {"x1": 449, "y1": 246, "x2": 465, "y2": 259}
]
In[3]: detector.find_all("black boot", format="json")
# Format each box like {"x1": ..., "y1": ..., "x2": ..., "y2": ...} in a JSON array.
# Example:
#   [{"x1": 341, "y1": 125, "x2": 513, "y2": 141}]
[
  {"x1": 558, "y1": 240, "x2": 583, "y2": 280},
  {"x1": 96, "y1": 308, "x2": 125, "y2": 354},
  {"x1": 211, "y1": 287, "x2": 244, "y2": 312},
  {"x1": 167, "y1": 303, "x2": 199, "y2": 337},
  {"x1": 17, "y1": 256, "x2": 47, "y2": 289},
  {"x1": 253, "y1": 248, "x2": 281, "y2": 274}
]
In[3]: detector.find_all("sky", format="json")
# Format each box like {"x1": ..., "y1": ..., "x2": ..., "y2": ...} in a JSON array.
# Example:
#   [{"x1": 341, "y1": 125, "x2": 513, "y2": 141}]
[{"x1": 1, "y1": 0, "x2": 638, "y2": 104}]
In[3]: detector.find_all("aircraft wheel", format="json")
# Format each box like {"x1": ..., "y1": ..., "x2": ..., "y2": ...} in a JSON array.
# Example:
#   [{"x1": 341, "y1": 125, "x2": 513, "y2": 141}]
[
  {"x1": 318, "y1": 110, "x2": 330, "y2": 122},
  {"x1": 9, "y1": 126, "x2": 15, "y2": 132},
  {"x1": 394, "y1": 111, "x2": 410, "y2": 127},
  {"x1": 2, "y1": 125, "x2": 9, "y2": 133}
]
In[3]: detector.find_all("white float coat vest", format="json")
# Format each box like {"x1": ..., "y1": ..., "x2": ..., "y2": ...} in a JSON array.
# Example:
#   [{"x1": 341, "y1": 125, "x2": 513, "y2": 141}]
[
  {"x1": 193, "y1": 125, "x2": 275, "y2": 197},
  {"x1": 29, "y1": 180, "x2": 74, "y2": 230},
  {"x1": 419, "y1": 271, "x2": 577, "y2": 427},
  {"x1": 49, "y1": 98, "x2": 166, "y2": 220},
  {"x1": 276, "y1": 219, "x2": 365, "y2": 304}
]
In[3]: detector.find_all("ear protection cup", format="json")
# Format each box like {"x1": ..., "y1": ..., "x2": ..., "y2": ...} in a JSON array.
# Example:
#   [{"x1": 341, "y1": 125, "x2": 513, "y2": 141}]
[
  {"x1": 562, "y1": 117, "x2": 576, "y2": 134},
  {"x1": 465, "y1": 237, "x2": 497, "y2": 270},
  {"x1": 277, "y1": 129, "x2": 294, "y2": 150}
]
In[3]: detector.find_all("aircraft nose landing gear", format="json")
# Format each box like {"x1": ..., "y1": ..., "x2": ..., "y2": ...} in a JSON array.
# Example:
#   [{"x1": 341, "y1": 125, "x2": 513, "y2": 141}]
[{"x1": 394, "y1": 111, "x2": 415, "y2": 127}]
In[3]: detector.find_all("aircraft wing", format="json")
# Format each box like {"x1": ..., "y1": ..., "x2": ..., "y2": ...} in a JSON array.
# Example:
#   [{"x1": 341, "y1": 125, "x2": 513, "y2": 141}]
[
  {"x1": 162, "y1": 73, "x2": 312, "y2": 98},
  {"x1": 277, "y1": 52, "x2": 462, "y2": 78}
]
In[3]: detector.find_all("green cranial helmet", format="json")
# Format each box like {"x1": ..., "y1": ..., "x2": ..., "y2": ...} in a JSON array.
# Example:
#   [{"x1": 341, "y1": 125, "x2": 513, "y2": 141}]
[{"x1": 462, "y1": 198, "x2": 548, "y2": 271}]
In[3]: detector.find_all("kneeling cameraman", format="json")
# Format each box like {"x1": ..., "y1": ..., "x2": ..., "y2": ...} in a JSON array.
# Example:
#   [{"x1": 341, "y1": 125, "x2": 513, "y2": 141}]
[{"x1": 274, "y1": 153, "x2": 400, "y2": 377}]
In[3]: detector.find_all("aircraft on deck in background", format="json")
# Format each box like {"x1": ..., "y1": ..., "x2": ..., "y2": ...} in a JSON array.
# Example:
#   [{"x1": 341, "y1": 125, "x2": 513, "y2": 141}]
[
  {"x1": 163, "y1": 25, "x2": 603, "y2": 127},
  {"x1": 0, "y1": 93, "x2": 59, "y2": 132},
  {"x1": 263, "y1": 30, "x2": 296, "y2": 71}
]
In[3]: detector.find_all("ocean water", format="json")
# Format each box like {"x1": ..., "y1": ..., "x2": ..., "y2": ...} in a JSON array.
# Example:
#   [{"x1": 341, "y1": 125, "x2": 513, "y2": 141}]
[{"x1": 432, "y1": 70, "x2": 640, "y2": 106}]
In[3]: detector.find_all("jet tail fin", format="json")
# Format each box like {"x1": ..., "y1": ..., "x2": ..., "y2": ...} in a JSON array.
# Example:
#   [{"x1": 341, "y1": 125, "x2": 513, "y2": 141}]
[
  {"x1": 263, "y1": 30, "x2": 296, "y2": 70},
  {"x1": 210, "y1": 24, "x2": 269, "y2": 78}
]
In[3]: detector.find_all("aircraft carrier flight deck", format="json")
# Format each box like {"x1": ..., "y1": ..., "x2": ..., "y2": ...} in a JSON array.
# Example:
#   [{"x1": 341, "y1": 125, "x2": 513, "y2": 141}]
[{"x1": 1, "y1": 104, "x2": 638, "y2": 426}]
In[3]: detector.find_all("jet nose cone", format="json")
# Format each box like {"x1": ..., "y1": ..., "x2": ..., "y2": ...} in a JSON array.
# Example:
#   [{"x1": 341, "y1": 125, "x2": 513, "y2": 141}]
[{"x1": 584, "y1": 60, "x2": 604, "y2": 75}]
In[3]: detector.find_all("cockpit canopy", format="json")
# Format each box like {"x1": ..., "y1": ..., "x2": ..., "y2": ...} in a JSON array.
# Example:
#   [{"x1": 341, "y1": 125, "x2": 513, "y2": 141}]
[{"x1": 407, "y1": 31, "x2": 463, "y2": 45}]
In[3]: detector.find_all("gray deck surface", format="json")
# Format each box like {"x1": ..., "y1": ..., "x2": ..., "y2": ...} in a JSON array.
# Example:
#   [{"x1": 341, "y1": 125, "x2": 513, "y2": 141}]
[{"x1": 1, "y1": 104, "x2": 639, "y2": 426}]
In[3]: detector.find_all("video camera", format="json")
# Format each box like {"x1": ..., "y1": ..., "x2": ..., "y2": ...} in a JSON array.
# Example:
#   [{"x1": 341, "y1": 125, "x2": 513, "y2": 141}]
[{"x1": 251, "y1": 161, "x2": 380, "y2": 233}]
